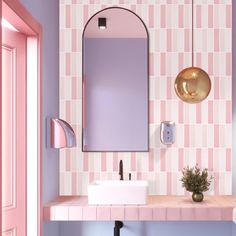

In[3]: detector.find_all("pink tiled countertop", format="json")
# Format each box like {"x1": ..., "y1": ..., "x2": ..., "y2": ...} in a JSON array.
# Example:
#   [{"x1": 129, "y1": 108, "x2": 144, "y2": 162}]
[{"x1": 44, "y1": 196, "x2": 236, "y2": 222}]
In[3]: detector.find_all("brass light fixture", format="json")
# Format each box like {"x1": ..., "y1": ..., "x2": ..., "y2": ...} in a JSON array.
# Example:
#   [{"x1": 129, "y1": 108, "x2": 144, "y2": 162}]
[{"x1": 174, "y1": 0, "x2": 211, "y2": 104}]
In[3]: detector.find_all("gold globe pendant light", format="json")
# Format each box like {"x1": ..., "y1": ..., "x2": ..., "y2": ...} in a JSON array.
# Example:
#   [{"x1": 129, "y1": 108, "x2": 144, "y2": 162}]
[{"x1": 175, "y1": 0, "x2": 211, "y2": 104}]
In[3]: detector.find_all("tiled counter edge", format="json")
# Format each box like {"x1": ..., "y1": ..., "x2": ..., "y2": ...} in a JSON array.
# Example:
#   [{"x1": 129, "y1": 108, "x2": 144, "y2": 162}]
[{"x1": 43, "y1": 196, "x2": 236, "y2": 222}]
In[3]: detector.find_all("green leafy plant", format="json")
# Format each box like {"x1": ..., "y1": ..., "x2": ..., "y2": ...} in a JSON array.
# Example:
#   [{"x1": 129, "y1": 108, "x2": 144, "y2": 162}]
[{"x1": 181, "y1": 165, "x2": 213, "y2": 193}]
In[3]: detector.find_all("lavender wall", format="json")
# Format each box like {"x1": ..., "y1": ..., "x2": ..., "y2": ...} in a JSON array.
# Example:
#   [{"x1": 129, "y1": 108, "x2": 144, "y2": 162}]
[
  {"x1": 19, "y1": 0, "x2": 60, "y2": 235},
  {"x1": 60, "y1": 221, "x2": 233, "y2": 236},
  {"x1": 84, "y1": 38, "x2": 148, "y2": 151}
]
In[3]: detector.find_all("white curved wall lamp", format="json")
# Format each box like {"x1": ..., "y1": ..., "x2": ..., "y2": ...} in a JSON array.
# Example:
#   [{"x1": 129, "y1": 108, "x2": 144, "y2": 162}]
[{"x1": 49, "y1": 118, "x2": 76, "y2": 148}]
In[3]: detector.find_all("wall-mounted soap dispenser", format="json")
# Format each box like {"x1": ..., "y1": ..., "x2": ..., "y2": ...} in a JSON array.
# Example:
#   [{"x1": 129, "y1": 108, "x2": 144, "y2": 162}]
[
  {"x1": 160, "y1": 121, "x2": 175, "y2": 145},
  {"x1": 47, "y1": 118, "x2": 76, "y2": 148}
]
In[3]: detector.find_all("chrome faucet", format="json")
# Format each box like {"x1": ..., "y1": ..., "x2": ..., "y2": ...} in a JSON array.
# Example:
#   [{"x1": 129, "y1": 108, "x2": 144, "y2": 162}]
[{"x1": 119, "y1": 160, "x2": 123, "y2": 180}]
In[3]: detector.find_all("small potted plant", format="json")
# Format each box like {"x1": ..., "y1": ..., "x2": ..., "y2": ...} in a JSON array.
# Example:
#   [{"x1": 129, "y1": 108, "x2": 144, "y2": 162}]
[{"x1": 180, "y1": 165, "x2": 213, "y2": 202}]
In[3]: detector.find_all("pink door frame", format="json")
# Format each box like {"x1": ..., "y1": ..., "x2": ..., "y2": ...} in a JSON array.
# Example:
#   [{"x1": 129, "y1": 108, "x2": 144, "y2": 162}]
[{"x1": 0, "y1": 0, "x2": 42, "y2": 235}]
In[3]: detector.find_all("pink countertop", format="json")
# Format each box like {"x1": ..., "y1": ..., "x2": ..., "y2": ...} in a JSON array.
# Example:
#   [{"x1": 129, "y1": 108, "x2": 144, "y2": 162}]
[{"x1": 43, "y1": 195, "x2": 236, "y2": 222}]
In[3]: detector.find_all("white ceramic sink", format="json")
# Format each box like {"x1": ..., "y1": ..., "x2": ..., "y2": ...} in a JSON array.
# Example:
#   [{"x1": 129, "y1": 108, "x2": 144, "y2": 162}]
[{"x1": 88, "y1": 180, "x2": 148, "y2": 205}]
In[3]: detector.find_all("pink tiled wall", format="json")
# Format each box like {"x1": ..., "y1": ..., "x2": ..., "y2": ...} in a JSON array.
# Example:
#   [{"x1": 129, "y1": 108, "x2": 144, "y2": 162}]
[{"x1": 59, "y1": 0, "x2": 232, "y2": 195}]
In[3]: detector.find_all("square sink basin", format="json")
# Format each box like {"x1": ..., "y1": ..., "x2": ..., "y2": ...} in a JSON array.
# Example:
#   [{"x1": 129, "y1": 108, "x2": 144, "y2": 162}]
[{"x1": 88, "y1": 180, "x2": 148, "y2": 205}]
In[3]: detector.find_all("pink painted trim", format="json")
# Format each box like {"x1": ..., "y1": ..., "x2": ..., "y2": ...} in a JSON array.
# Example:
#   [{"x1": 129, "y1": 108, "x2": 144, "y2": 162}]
[{"x1": 1, "y1": 1, "x2": 42, "y2": 235}]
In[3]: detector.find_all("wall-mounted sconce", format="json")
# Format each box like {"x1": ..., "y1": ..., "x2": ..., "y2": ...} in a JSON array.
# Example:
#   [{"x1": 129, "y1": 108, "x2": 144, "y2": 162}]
[
  {"x1": 48, "y1": 118, "x2": 76, "y2": 148},
  {"x1": 98, "y1": 17, "x2": 106, "y2": 29}
]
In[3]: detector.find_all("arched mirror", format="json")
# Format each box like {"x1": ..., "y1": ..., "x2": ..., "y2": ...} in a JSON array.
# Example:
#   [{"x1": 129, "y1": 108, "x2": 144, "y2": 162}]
[{"x1": 82, "y1": 7, "x2": 148, "y2": 152}]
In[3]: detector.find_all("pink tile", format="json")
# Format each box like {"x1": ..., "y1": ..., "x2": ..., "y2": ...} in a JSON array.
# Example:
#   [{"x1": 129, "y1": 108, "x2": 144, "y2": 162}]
[
  {"x1": 208, "y1": 101, "x2": 213, "y2": 123},
  {"x1": 71, "y1": 172, "x2": 77, "y2": 195},
  {"x1": 226, "y1": 5, "x2": 232, "y2": 28},
  {"x1": 214, "y1": 125, "x2": 219, "y2": 147},
  {"x1": 131, "y1": 152, "x2": 136, "y2": 171},
  {"x1": 83, "y1": 206, "x2": 97, "y2": 220},
  {"x1": 195, "y1": 208, "x2": 208, "y2": 220},
  {"x1": 149, "y1": 5, "x2": 154, "y2": 28},
  {"x1": 167, "y1": 172, "x2": 172, "y2": 195},
  {"x1": 178, "y1": 5, "x2": 184, "y2": 28},
  {"x1": 184, "y1": 125, "x2": 190, "y2": 147},
  {"x1": 208, "y1": 53, "x2": 213, "y2": 76},
  {"x1": 221, "y1": 207, "x2": 232, "y2": 220},
  {"x1": 178, "y1": 53, "x2": 184, "y2": 71},
  {"x1": 65, "y1": 149, "x2": 71, "y2": 171},
  {"x1": 111, "y1": 207, "x2": 124, "y2": 220},
  {"x1": 65, "y1": 5, "x2": 71, "y2": 28},
  {"x1": 208, "y1": 149, "x2": 214, "y2": 171},
  {"x1": 72, "y1": 77, "x2": 78, "y2": 99},
  {"x1": 160, "y1": 149, "x2": 166, "y2": 171},
  {"x1": 178, "y1": 149, "x2": 184, "y2": 171},
  {"x1": 214, "y1": 172, "x2": 220, "y2": 195},
  {"x1": 101, "y1": 153, "x2": 107, "y2": 171},
  {"x1": 69, "y1": 206, "x2": 83, "y2": 220},
  {"x1": 83, "y1": 5, "x2": 89, "y2": 26},
  {"x1": 196, "y1": 104, "x2": 202, "y2": 123},
  {"x1": 72, "y1": 29, "x2": 77, "y2": 52},
  {"x1": 226, "y1": 149, "x2": 231, "y2": 171},
  {"x1": 137, "y1": 172, "x2": 142, "y2": 180},
  {"x1": 149, "y1": 149, "x2": 154, "y2": 171},
  {"x1": 65, "y1": 53, "x2": 71, "y2": 76},
  {"x1": 160, "y1": 53, "x2": 166, "y2": 76},
  {"x1": 208, "y1": 5, "x2": 213, "y2": 28},
  {"x1": 166, "y1": 208, "x2": 181, "y2": 220},
  {"x1": 113, "y1": 153, "x2": 118, "y2": 171},
  {"x1": 196, "y1": 53, "x2": 201, "y2": 68},
  {"x1": 166, "y1": 77, "x2": 172, "y2": 99},
  {"x1": 196, "y1": 5, "x2": 202, "y2": 28},
  {"x1": 131, "y1": 5, "x2": 136, "y2": 12},
  {"x1": 160, "y1": 101, "x2": 166, "y2": 121},
  {"x1": 214, "y1": 29, "x2": 219, "y2": 52},
  {"x1": 214, "y1": 77, "x2": 220, "y2": 99},
  {"x1": 167, "y1": 29, "x2": 172, "y2": 52},
  {"x1": 149, "y1": 100, "x2": 154, "y2": 124},
  {"x1": 53, "y1": 206, "x2": 68, "y2": 221},
  {"x1": 184, "y1": 29, "x2": 190, "y2": 52},
  {"x1": 196, "y1": 149, "x2": 202, "y2": 168},
  {"x1": 125, "y1": 207, "x2": 139, "y2": 220},
  {"x1": 181, "y1": 208, "x2": 195, "y2": 220},
  {"x1": 139, "y1": 207, "x2": 153, "y2": 220},
  {"x1": 178, "y1": 101, "x2": 184, "y2": 123},
  {"x1": 153, "y1": 207, "x2": 166, "y2": 220},
  {"x1": 226, "y1": 53, "x2": 232, "y2": 76},
  {"x1": 89, "y1": 172, "x2": 94, "y2": 183},
  {"x1": 83, "y1": 152, "x2": 88, "y2": 171},
  {"x1": 160, "y1": 5, "x2": 166, "y2": 28},
  {"x1": 97, "y1": 206, "x2": 111, "y2": 220},
  {"x1": 207, "y1": 208, "x2": 221, "y2": 220},
  {"x1": 149, "y1": 53, "x2": 154, "y2": 76},
  {"x1": 226, "y1": 101, "x2": 232, "y2": 123}
]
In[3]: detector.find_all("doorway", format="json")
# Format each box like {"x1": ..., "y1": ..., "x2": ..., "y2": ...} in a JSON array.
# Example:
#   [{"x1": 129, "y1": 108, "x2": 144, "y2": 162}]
[{"x1": 1, "y1": 1, "x2": 42, "y2": 236}]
